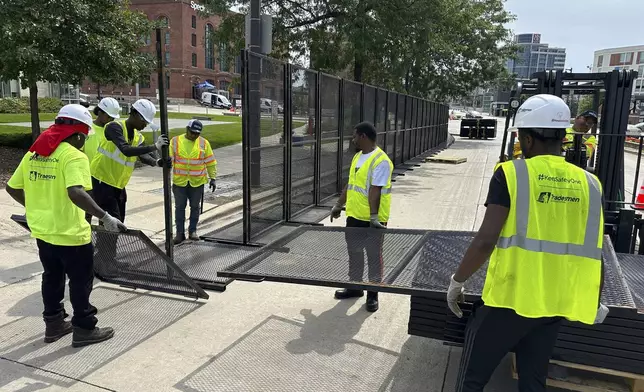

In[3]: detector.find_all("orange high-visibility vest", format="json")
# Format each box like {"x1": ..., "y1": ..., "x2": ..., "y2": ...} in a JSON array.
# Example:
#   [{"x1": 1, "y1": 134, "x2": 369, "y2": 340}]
[{"x1": 171, "y1": 134, "x2": 216, "y2": 187}]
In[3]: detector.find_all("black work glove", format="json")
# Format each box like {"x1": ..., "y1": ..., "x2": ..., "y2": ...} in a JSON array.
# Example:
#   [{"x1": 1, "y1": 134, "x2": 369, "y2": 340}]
[
  {"x1": 156, "y1": 157, "x2": 172, "y2": 169},
  {"x1": 209, "y1": 179, "x2": 217, "y2": 192}
]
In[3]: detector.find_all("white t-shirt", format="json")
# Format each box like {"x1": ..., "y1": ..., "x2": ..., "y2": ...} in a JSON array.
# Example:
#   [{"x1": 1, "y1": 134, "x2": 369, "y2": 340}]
[{"x1": 355, "y1": 150, "x2": 391, "y2": 186}]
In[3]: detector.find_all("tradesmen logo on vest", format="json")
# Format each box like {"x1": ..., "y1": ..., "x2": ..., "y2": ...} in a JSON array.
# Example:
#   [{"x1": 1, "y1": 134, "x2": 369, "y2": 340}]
[
  {"x1": 29, "y1": 171, "x2": 56, "y2": 182},
  {"x1": 537, "y1": 192, "x2": 580, "y2": 204}
]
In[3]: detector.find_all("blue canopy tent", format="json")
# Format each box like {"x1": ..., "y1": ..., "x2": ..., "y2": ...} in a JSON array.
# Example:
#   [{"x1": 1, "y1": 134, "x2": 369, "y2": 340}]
[{"x1": 196, "y1": 82, "x2": 215, "y2": 89}]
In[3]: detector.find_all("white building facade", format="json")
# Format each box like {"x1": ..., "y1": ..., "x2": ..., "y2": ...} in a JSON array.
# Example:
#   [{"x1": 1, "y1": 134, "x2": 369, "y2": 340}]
[{"x1": 592, "y1": 45, "x2": 644, "y2": 95}]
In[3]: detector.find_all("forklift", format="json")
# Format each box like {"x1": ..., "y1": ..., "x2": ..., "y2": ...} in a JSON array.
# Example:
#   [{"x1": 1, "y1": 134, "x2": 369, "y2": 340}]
[{"x1": 498, "y1": 69, "x2": 643, "y2": 253}]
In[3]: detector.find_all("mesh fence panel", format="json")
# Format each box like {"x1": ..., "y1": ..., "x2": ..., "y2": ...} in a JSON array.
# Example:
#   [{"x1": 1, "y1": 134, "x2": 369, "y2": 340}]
[
  {"x1": 342, "y1": 138, "x2": 353, "y2": 186},
  {"x1": 386, "y1": 92, "x2": 397, "y2": 160},
  {"x1": 376, "y1": 89, "x2": 387, "y2": 151},
  {"x1": 290, "y1": 66, "x2": 317, "y2": 216},
  {"x1": 343, "y1": 81, "x2": 362, "y2": 137},
  {"x1": 92, "y1": 228, "x2": 208, "y2": 299},
  {"x1": 248, "y1": 54, "x2": 286, "y2": 238},
  {"x1": 320, "y1": 74, "x2": 341, "y2": 202},
  {"x1": 363, "y1": 85, "x2": 376, "y2": 124},
  {"x1": 396, "y1": 95, "x2": 405, "y2": 165},
  {"x1": 220, "y1": 227, "x2": 427, "y2": 288},
  {"x1": 616, "y1": 253, "x2": 644, "y2": 312}
]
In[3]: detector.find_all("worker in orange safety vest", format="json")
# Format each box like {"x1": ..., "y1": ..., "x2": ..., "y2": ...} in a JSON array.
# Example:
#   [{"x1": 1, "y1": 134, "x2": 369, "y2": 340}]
[{"x1": 170, "y1": 120, "x2": 217, "y2": 244}]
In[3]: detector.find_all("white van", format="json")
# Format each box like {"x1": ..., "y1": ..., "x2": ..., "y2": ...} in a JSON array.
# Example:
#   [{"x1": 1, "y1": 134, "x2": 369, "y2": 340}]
[{"x1": 201, "y1": 92, "x2": 232, "y2": 109}]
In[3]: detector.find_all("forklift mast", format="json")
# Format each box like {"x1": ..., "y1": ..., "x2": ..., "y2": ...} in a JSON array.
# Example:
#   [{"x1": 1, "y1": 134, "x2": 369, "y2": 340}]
[{"x1": 498, "y1": 69, "x2": 640, "y2": 252}]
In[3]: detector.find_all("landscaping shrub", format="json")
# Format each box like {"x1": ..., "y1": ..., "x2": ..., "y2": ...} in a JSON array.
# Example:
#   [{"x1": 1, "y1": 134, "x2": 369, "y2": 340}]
[{"x1": 0, "y1": 97, "x2": 64, "y2": 114}]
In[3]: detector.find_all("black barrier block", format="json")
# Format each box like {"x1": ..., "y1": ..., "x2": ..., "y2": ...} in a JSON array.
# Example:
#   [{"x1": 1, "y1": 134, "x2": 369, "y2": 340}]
[
  {"x1": 92, "y1": 228, "x2": 209, "y2": 300},
  {"x1": 557, "y1": 333, "x2": 644, "y2": 354},
  {"x1": 551, "y1": 347, "x2": 644, "y2": 375},
  {"x1": 459, "y1": 119, "x2": 497, "y2": 139},
  {"x1": 218, "y1": 226, "x2": 429, "y2": 293},
  {"x1": 173, "y1": 241, "x2": 259, "y2": 291}
]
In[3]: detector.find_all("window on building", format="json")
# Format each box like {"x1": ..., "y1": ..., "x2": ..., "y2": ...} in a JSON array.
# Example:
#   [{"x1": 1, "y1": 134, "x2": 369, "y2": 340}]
[
  {"x1": 140, "y1": 77, "x2": 151, "y2": 89},
  {"x1": 192, "y1": 15, "x2": 197, "y2": 29},
  {"x1": 597, "y1": 55, "x2": 603, "y2": 67},
  {"x1": 639, "y1": 65, "x2": 644, "y2": 76},
  {"x1": 205, "y1": 24, "x2": 215, "y2": 70},
  {"x1": 166, "y1": 74, "x2": 171, "y2": 89},
  {"x1": 191, "y1": 34, "x2": 197, "y2": 47},
  {"x1": 192, "y1": 53, "x2": 197, "y2": 67},
  {"x1": 219, "y1": 80, "x2": 229, "y2": 91},
  {"x1": 610, "y1": 52, "x2": 634, "y2": 66},
  {"x1": 165, "y1": 31, "x2": 170, "y2": 46},
  {"x1": 165, "y1": 52, "x2": 170, "y2": 66},
  {"x1": 638, "y1": 52, "x2": 644, "y2": 64},
  {"x1": 219, "y1": 43, "x2": 229, "y2": 72},
  {"x1": 158, "y1": 16, "x2": 169, "y2": 28},
  {"x1": 141, "y1": 33, "x2": 151, "y2": 46}
]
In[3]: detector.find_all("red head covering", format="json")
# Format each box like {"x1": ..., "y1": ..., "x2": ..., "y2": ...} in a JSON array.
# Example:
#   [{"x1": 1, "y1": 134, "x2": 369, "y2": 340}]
[{"x1": 29, "y1": 121, "x2": 90, "y2": 157}]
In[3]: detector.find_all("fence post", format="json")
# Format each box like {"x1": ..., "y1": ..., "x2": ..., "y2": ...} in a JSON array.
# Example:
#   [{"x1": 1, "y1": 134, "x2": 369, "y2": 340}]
[
  {"x1": 241, "y1": 49, "x2": 252, "y2": 244},
  {"x1": 337, "y1": 79, "x2": 345, "y2": 194},
  {"x1": 314, "y1": 71, "x2": 322, "y2": 205},
  {"x1": 284, "y1": 63, "x2": 293, "y2": 221}
]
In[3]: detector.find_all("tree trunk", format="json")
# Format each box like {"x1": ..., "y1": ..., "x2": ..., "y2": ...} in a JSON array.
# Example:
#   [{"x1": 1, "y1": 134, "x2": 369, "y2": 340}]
[
  {"x1": 96, "y1": 83, "x2": 102, "y2": 100},
  {"x1": 29, "y1": 81, "x2": 41, "y2": 142},
  {"x1": 353, "y1": 57, "x2": 363, "y2": 82}
]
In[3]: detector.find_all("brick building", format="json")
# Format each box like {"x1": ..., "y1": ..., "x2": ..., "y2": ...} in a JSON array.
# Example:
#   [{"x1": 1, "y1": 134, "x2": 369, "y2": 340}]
[{"x1": 81, "y1": 0, "x2": 241, "y2": 103}]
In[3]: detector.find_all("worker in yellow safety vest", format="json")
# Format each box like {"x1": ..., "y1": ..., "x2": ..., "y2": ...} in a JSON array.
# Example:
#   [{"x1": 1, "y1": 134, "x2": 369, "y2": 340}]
[
  {"x1": 563, "y1": 110, "x2": 598, "y2": 158},
  {"x1": 90, "y1": 99, "x2": 169, "y2": 265},
  {"x1": 170, "y1": 120, "x2": 217, "y2": 244},
  {"x1": 447, "y1": 95, "x2": 609, "y2": 391},
  {"x1": 5, "y1": 104, "x2": 125, "y2": 348},
  {"x1": 330, "y1": 122, "x2": 393, "y2": 313},
  {"x1": 83, "y1": 97, "x2": 121, "y2": 223}
]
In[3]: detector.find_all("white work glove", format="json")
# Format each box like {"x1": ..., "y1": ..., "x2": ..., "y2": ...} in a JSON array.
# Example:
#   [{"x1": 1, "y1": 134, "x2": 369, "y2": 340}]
[
  {"x1": 594, "y1": 303, "x2": 609, "y2": 324},
  {"x1": 447, "y1": 275, "x2": 466, "y2": 318},
  {"x1": 154, "y1": 135, "x2": 169, "y2": 152},
  {"x1": 369, "y1": 214, "x2": 387, "y2": 229},
  {"x1": 100, "y1": 212, "x2": 127, "y2": 233},
  {"x1": 330, "y1": 203, "x2": 343, "y2": 222}
]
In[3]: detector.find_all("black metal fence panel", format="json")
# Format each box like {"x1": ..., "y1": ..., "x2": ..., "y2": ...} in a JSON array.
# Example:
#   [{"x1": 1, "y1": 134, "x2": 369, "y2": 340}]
[
  {"x1": 363, "y1": 85, "x2": 376, "y2": 125},
  {"x1": 246, "y1": 53, "x2": 287, "y2": 240},
  {"x1": 319, "y1": 74, "x2": 341, "y2": 203},
  {"x1": 289, "y1": 66, "x2": 317, "y2": 218},
  {"x1": 386, "y1": 92, "x2": 397, "y2": 159},
  {"x1": 241, "y1": 50, "x2": 449, "y2": 242}
]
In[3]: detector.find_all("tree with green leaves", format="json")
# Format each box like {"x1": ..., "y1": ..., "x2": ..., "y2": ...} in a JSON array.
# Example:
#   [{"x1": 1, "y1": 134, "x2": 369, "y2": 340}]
[
  {"x1": 200, "y1": 0, "x2": 516, "y2": 101},
  {"x1": 0, "y1": 0, "x2": 156, "y2": 141}
]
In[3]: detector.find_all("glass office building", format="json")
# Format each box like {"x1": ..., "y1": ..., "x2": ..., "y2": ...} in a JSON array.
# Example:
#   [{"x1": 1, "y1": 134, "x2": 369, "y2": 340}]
[{"x1": 507, "y1": 33, "x2": 566, "y2": 79}]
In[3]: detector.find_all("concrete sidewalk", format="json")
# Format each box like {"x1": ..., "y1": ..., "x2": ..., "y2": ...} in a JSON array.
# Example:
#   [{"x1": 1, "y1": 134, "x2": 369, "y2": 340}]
[{"x1": 0, "y1": 121, "x2": 521, "y2": 391}]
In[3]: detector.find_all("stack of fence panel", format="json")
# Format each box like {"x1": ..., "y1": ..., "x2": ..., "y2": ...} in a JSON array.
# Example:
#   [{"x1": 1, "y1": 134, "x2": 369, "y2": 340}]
[{"x1": 407, "y1": 232, "x2": 644, "y2": 375}]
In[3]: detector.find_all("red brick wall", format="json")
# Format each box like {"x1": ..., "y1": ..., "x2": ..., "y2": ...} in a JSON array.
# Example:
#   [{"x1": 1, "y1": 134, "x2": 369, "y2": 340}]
[{"x1": 81, "y1": 0, "x2": 237, "y2": 102}]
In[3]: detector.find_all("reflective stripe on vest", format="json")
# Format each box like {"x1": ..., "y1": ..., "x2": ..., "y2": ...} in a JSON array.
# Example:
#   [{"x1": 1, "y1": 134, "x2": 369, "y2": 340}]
[
  {"x1": 173, "y1": 137, "x2": 208, "y2": 177},
  {"x1": 497, "y1": 159, "x2": 602, "y2": 259}
]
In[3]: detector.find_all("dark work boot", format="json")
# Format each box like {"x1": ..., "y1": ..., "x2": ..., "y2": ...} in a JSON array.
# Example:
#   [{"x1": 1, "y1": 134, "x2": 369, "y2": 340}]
[
  {"x1": 366, "y1": 291, "x2": 379, "y2": 312},
  {"x1": 188, "y1": 231, "x2": 199, "y2": 241},
  {"x1": 44, "y1": 320, "x2": 73, "y2": 343},
  {"x1": 72, "y1": 327, "x2": 115, "y2": 348},
  {"x1": 334, "y1": 289, "x2": 364, "y2": 300},
  {"x1": 173, "y1": 233, "x2": 186, "y2": 245}
]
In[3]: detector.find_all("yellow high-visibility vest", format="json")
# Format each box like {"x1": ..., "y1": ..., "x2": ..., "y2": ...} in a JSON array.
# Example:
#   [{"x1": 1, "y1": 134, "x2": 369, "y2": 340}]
[
  {"x1": 170, "y1": 134, "x2": 217, "y2": 187},
  {"x1": 84, "y1": 123, "x2": 104, "y2": 165},
  {"x1": 564, "y1": 127, "x2": 597, "y2": 157},
  {"x1": 90, "y1": 120, "x2": 145, "y2": 189},
  {"x1": 346, "y1": 147, "x2": 393, "y2": 222},
  {"x1": 483, "y1": 156, "x2": 604, "y2": 324}
]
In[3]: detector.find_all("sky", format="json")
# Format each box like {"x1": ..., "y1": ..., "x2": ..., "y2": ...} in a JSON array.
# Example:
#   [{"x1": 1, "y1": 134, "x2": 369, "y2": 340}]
[{"x1": 503, "y1": 0, "x2": 644, "y2": 72}]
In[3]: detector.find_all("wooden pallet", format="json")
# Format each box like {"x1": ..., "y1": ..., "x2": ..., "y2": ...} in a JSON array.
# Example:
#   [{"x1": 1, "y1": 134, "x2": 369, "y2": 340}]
[
  {"x1": 511, "y1": 354, "x2": 644, "y2": 392},
  {"x1": 424, "y1": 156, "x2": 467, "y2": 164}
]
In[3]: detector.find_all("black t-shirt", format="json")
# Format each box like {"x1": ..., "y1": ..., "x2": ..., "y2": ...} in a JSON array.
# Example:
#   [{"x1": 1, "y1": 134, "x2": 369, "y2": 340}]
[{"x1": 485, "y1": 167, "x2": 511, "y2": 208}]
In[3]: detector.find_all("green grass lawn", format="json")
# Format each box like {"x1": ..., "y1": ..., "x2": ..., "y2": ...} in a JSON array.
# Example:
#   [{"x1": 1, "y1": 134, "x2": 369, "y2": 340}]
[{"x1": 0, "y1": 117, "x2": 304, "y2": 150}]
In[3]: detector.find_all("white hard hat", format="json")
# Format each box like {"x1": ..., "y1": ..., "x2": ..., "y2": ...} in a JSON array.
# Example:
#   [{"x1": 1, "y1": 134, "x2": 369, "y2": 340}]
[
  {"x1": 132, "y1": 99, "x2": 156, "y2": 125},
  {"x1": 513, "y1": 94, "x2": 571, "y2": 130},
  {"x1": 97, "y1": 97, "x2": 121, "y2": 119},
  {"x1": 56, "y1": 104, "x2": 93, "y2": 129}
]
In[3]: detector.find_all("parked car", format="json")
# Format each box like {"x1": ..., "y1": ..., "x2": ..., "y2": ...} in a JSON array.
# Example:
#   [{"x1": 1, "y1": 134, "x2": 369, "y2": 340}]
[
  {"x1": 260, "y1": 98, "x2": 284, "y2": 114},
  {"x1": 465, "y1": 110, "x2": 483, "y2": 119},
  {"x1": 201, "y1": 92, "x2": 232, "y2": 109}
]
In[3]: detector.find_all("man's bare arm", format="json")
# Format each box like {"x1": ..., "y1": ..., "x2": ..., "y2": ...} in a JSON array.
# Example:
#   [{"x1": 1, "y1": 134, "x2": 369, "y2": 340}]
[{"x1": 6, "y1": 185, "x2": 25, "y2": 207}]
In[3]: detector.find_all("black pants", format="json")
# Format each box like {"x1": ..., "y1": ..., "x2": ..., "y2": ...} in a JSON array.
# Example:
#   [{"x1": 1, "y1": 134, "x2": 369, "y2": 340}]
[
  {"x1": 36, "y1": 240, "x2": 98, "y2": 330},
  {"x1": 459, "y1": 304, "x2": 562, "y2": 392},
  {"x1": 345, "y1": 217, "x2": 385, "y2": 295},
  {"x1": 91, "y1": 177, "x2": 127, "y2": 264}
]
